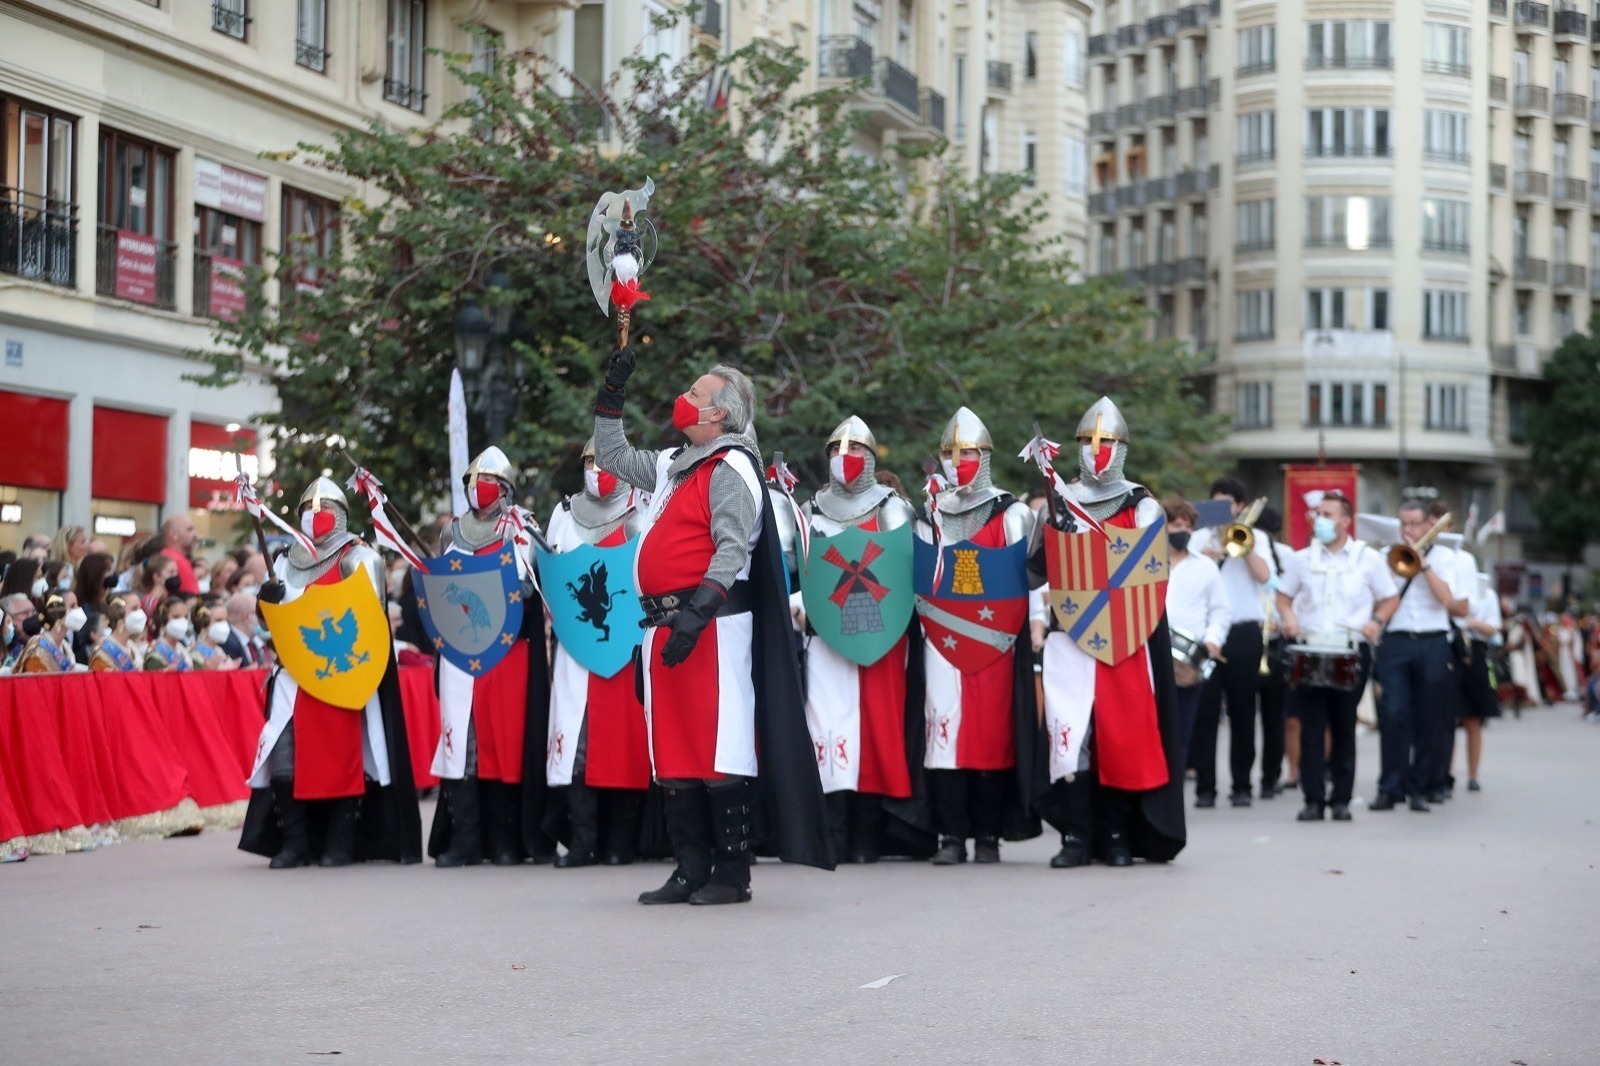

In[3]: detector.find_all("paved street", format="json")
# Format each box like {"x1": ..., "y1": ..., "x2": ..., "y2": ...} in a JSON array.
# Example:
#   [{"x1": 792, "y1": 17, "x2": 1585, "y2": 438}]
[{"x1": 5, "y1": 708, "x2": 1597, "y2": 1065}]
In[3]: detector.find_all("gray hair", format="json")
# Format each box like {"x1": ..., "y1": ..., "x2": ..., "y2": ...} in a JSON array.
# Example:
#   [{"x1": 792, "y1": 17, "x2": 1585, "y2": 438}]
[
  {"x1": 1397, "y1": 498, "x2": 1429, "y2": 520},
  {"x1": 2, "y1": 592, "x2": 30, "y2": 615},
  {"x1": 707, "y1": 364, "x2": 756, "y2": 436}
]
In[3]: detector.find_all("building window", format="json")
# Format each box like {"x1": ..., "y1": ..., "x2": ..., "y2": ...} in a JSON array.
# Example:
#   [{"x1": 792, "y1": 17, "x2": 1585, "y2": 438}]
[
  {"x1": 1554, "y1": 298, "x2": 1575, "y2": 341},
  {"x1": 1422, "y1": 289, "x2": 1469, "y2": 342},
  {"x1": 1304, "y1": 196, "x2": 1392, "y2": 250},
  {"x1": 953, "y1": 55, "x2": 966, "y2": 142},
  {"x1": 1022, "y1": 131, "x2": 1038, "y2": 186},
  {"x1": 1423, "y1": 22, "x2": 1470, "y2": 76},
  {"x1": 1425, "y1": 383, "x2": 1468, "y2": 431},
  {"x1": 1369, "y1": 288, "x2": 1390, "y2": 331},
  {"x1": 1065, "y1": 30, "x2": 1085, "y2": 89},
  {"x1": 1236, "y1": 110, "x2": 1275, "y2": 164},
  {"x1": 1305, "y1": 379, "x2": 1388, "y2": 427},
  {"x1": 296, "y1": 0, "x2": 328, "y2": 72},
  {"x1": 1237, "y1": 25, "x2": 1275, "y2": 76},
  {"x1": 1025, "y1": 31, "x2": 1039, "y2": 80},
  {"x1": 1065, "y1": 133, "x2": 1087, "y2": 195},
  {"x1": 281, "y1": 186, "x2": 339, "y2": 294},
  {"x1": 385, "y1": 0, "x2": 427, "y2": 111},
  {"x1": 1422, "y1": 199, "x2": 1470, "y2": 253},
  {"x1": 1515, "y1": 296, "x2": 1532, "y2": 336},
  {"x1": 1305, "y1": 288, "x2": 1347, "y2": 330},
  {"x1": 1422, "y1": 110, "x2": 1470, "y2": 164},
  {"x1": 0, "y1": 96, "x2": 78, "y2": 288},
  {"x1": 1235, "y1": 381, "x2": 1273, "y2": 429},
  {"x1": 1236, "y1": 289, "x2": 1275, "y2": 341},
  {"x1": 1305, "y1": 20, "x2": 1392, "y2": 69},
  {"x1": 468, "y1": 27, "x2": 501, "y2": 111},
  {"x1": 193, "y1": 206, "x2": 262, "y2": 320},
  {"x1": 1235, "y1": 199, "x2": 1275, "y2": 252},
  {"x1": 1508, "y1": 390, "x2": 1529, "y2": 444},
  {"x1": 1304, "y1": 107, "x2": 1391, "y2": 158},
  {"x1": 96, "y1": 127, "x2": 177, "y2": 309},
  {"x1": 212, "y1": 0, "x2": 249, "y2": 40}
]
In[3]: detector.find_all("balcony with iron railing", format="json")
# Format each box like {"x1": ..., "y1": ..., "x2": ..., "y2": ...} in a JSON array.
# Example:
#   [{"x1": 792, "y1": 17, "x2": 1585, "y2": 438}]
[
  {"x1": 919, "y1": 89, "x2": 945, "y2": 135},
  {"x1": 1592, "y1": 271, "x2": 1600, "y2": 297},
  {"x1": 1514, "y1": 257, "x2": 1549, "y2": 283},
  {"x1": 1176, "y1": 166, "x2": 1217, "y2": 198},
  {"x1": 1591, "y1": 98, "x2": 1600, "y2": 124},
  {"x1": 1176, "y1": 83, "x2": 1210, "y2": 113},
  {"x1": 1489, "y1": 0, "x2": 1508, "y2": 17},
  {"x1": 1305, "y1": 144, "x2": 1393, "y2": 161},
  {"x1": 1116, "y1": 24, "x2": 1144, "y2": 52},
  {"x1": 1088, "y1": 189, "x2": 1116, "y2": 216},
  {"x1": 1146, "y1": 93, "x2": 1176, "y2": 124},
  {"x1": 1306, "y1": 52, "x2": 1394, "y2": 71},
  {"x1": 1117, "y1": 101, "x2": 1147, "y2": 129},
  {"x1": 1305, "y1": 233, "x2": 1393, "y2": 251},
  {"x1": 1236, "y1": 149, "x2": 1275, "y2": 168},
  {"x1": 1490, "y1": 76, "x2": 1508, "y2": 104},
  {"x1": 1149, "y1": 261, "x2": 1179, "y2": 288},
  {"x1": 1514, "y1": 170, "x2": 1550, "y2": 198},
  {"x1": 1554, "y1": 92, "x2": 1589, "y2": 122},
  {"x1": 1554, "y1": 263, "x2": 1588, "y2": 290},
  {"x1": 211, "y1": 1, "x2": 250, "y2": 38},
  {"x1": 1491, "y1": 163, "x2": 1508, "y2": 191},
  {"x1": 0, "y1": 190, "x2": 76, "y2": 289},
  {"x1": 877, "y1": 57, "x2": 919, "y2": 116},
  {"x1": 1555, "y1": 8, "x2": 1587, "y2": 37},
  {"x1": 1177, "y1": 256, "x2": 1207, "y2": 282},
  {"x1": 295, "y1": 37, "x2": 329, "y2": 72},
  {"x1": 1513, "y1": 84, "x2": 1550, "y2": 113},
  {"x1": 1422, "y1": 237, "x2": 1470, "y2": 255},
  {"x1": 1177, "y1": 1, "x2": 1220, "y2": 34},
  {"x1": 987, "y1": 61, "x2": 1013, "y2": 93},
  {"x1": 1423, "y1": 149, "x2": 1470, "y2": 166},
  {"x1": 1491, "y1": 343, "x2": 1516, "y2": 369},
  {"x1": 384, "y1": 77, "x2": 427, "y2": 111},
  {"x1": 1146, "y1": 14, "x2": 1178, "y2": 43},
  {"x1": 1555, "y1": 176, "x2": 1589, "y2": 205},
  {"x1": 1235, "y1": 237, "x2": 1276, "y2": 256},
  {"x1": 1117, "y1": 182, "x2": 1149, "y2": 212},
  {"x1": 1090, "y1": 110, "x2": 1116, "y2": 136},
  {"x1": 94, "y1": 225, "x2": 177, "y2": 311},
  {"x1": 1514, "y1": 2, "x2": 1550, "y2": 29},
  {"x1": 1146, "y1": 176, "x2": 1178, "y2": 204},
  {"x1": 1423, "y1": 60, "x2": 1471, "y2": 77},
  {"x1": 1088, "y1": 34, "x2": 1113, "y2": 60},
  {"x1": 816, "y1": 38, "x2": 938, "y2": 134}
]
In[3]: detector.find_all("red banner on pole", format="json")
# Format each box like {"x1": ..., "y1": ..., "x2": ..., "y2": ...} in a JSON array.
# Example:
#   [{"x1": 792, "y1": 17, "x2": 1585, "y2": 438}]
[{"x1": 1283, "y1": 464, "x2": 1359, "y2": 549}]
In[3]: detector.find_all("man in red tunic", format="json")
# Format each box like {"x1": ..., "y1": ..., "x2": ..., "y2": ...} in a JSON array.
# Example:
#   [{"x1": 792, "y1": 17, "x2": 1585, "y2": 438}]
[{"x1": 593, "y1": 347, "x2": 832, "y2": 905}]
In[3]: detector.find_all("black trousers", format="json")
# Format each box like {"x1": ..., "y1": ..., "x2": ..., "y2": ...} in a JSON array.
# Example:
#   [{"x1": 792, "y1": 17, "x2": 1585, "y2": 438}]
[
  {"x1": 929, "y1": 769, "x2": 1005, "y2": 841},
  {"x1": 1291, "y1": 645, "x2": 1372, "y2": 807},
  {"x1": 1193, "y1": 621, "x2": 1264, "y2": 797},
  {"x1": 1374, "y1": 632, "x2": 1452, "y2": 800},
  {"x1": 1257, "y1": 639, "x2": 1288, "y2": 789}
]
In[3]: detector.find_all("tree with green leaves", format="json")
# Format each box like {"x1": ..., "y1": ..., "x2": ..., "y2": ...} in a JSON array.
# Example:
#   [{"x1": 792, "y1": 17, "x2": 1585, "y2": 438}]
[
  {"x1": 1530, "y1": 326, "x2": 1600, "y2": 563},
  {"x1": 195, "y1": 26, "x2": 1223, "y2": 524}
]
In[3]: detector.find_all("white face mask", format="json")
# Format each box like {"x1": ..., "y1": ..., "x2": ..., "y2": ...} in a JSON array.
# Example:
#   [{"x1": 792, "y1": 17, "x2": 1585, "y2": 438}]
[
  {"x1": 30, "y1": 577, "x2": 48, "y2": 598},
  {"x1": 165, "y1": 617, "x2": 191, "y2": 643},
  {"x1": 207, "y1": 620, "x2": 231, "y2": 644},
  {"x1": 941, "y1": 458, "x2": 959, "y2": 484},
  {"x1": 238, "y1": 583, "x2": 260, "y2": 598},
  {"x1": 829, "y1": 455, "x2": 849, "y2": 484},
  {"x1": 197, "y1": 577, "x2": 211, "y2": 594},
  {"x1": 125, "y1": 609, "x2": 148, "y2": 635},
  {"x1": 300, "y1": 511, "x2": 318, "y2": 538},
  {"x1": 64, "y1": 606, "x2": 88, "y2": 634},
  {"x1": 583, "y1": 469, "x2": 601, "y2": 497}
]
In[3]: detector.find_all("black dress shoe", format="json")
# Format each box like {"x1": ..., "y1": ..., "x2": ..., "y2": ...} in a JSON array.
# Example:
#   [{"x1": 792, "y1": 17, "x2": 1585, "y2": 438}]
[
  {"x1": 638, "y1": 873, "x2": 697, "y2": 905},
  {"x1": 973, "y1": 837, "x2": 1001, "y2": 864},
  {"x1": 1050, "y1": 835, "x2": 1091, "y2": 868},
  {"x1": 1408, "y1": 796, "x2": 1431, "y2": 812},
  {"x1": 688, "y1": 883, "x2": 752, "y2": 905},
  {"x1": 1329, "y1": 803, "x2": 1352, "y2": 821},
  {"x1": 1296, "y1": 803, "x2": 1325, "y2": 821},
  {"x1": 1423, "y1": 790, "x2": 1448, "y2": 804},
  {"x1": 1103, "y1": 831, "x2": 1133, "y2": 867},
  {"x1": 1369, "y1": 793, "x2": 1399, "y2": 811},
  {"x1": 1229, "y1": 791, "x2": 1252, "y2": 808},
  {"x1": 931, "y1": 838, "x2": 967, "y2": 865},
  {"x1": 603, "y1": 851, "x2": 634, "y2": 866},
  {"x1": 847, "y1": 852, "x2": 880, "y2": 865},
  {"x1": 1259, "y1": 783, "x2": 1279, "y2": 800},
  {"x1": 1194, "y1": 793, "x2": 1216, "y2": 809},
  {"x1": 554, "y1": 849, "x2": 595, "y2": 868},
  {"x1": 1467, "y1": 779, "x2": 1481, "y2": 792}
]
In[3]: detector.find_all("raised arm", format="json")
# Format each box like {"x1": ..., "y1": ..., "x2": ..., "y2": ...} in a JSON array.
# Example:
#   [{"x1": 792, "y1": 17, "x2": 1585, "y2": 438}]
[{"x1": 592, "y1": 346, "x2": 662, "y2": 491}]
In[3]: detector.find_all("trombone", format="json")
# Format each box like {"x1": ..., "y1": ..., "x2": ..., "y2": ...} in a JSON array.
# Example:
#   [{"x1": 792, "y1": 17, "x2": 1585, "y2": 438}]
[
  {"x1": 1221, "y1": 497, "x2": 1268, "y2": 558},
  {"x1": 1388, "y1": 512, "x2": 1452, "y2": 579}
]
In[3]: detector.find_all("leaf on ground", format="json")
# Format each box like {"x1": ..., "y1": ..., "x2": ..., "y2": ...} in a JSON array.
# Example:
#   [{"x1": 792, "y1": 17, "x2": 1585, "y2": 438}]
[
  {"x1": 1323, "y1": 869, "x2": 1343, "y2": 875},
  {"x1": 511, "y1": 964, "x2": 527, "y2": 971}
]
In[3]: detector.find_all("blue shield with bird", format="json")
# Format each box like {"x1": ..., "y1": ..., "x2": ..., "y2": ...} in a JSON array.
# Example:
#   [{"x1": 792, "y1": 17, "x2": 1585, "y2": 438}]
[
  {"x1": 536, "y1": 539, "x2": 644, "y2": 678},
  {"x1": 415, "y1": 547, "x2": 525, "y2": 677},
  {"x1": 260, "y1": 572, "x2": 392, "y2": 709}
]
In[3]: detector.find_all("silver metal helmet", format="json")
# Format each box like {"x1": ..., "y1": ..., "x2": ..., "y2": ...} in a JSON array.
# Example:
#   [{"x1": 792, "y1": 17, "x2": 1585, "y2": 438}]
[
  {"x1": 298, "y1": 476, "x2": 349, "y2": 515},
  {"x1": 581, "y1": 436, "x2": 597, "y2": 462},
  {"x1": 463, "y1": 445, "x2": 516, "y2": 493},
  {"x1": 1074, "y1": 396, "x2": 1130, "y2": 450},
  {"x1": 826, "y1": 415, "x2": 878, "y2": 455},
  {"x1": 939, "y1": 406, "x2": 993, "y2": 454}
]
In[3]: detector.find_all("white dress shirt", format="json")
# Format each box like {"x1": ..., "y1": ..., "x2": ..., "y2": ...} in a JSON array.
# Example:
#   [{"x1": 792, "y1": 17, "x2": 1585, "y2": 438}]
[
  {"x1": 1278, "y1": 538, "x2": 1396, "y2": 643},
  {"x1": 1386, "y1": 543, "x2": 1470, "y2": 633},
  {"x1": 1187, "y1": 525, "x2": 1274, "y2": 624},
  {"x1": 1165, "y1": 553, "x2": 1232, "y2": 648},
  {"x1": 1468, "y1": 582, "x2": 1503, "y2": 645}
]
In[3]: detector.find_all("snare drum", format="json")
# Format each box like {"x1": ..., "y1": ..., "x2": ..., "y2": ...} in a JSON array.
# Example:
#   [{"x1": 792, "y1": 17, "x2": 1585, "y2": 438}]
[
  {"x1": 1285, "y1": 641, "x2": 1362, "y2": 691},
  {"x1": 1170, "y1": 627, "x2": 1217, "y2": 688}
]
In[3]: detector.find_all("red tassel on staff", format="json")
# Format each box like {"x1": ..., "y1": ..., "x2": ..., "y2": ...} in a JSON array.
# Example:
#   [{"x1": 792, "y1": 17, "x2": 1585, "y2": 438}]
[{"x1": 610, "y1": 278, "x2": 650, "y2": 311}]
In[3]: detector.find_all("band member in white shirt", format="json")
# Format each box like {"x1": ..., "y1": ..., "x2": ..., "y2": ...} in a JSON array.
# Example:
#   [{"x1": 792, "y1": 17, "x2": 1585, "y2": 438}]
[
  {"x1": 1161, "y1": 499, "x2": 1231, "y2": 763},
  {"x1": 1275, "y1": 493, "x2": 1397, "y2": 821}
]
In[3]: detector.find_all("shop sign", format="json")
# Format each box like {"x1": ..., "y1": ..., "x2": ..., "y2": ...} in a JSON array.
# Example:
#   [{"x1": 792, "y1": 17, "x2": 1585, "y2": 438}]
[
  {"x1": 115, "y1": 230, "x2": 158, "y2": 304},
  {"x1": 194, "y1": 159, "x2": 268, "y2": 223},
  {"x1": 94, "y1": 515, "x2": 139, "y2": 537}
]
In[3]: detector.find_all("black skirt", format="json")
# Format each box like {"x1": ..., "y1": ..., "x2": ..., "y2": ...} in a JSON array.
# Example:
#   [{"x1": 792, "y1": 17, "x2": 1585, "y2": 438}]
[{"x1": 1461, "y1": 640, "x2": 1502, "y2": 721}]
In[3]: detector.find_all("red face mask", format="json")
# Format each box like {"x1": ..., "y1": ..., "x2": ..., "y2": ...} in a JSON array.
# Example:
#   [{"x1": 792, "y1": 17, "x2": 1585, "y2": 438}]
[
  {"x1": 473, "y1": 479, "x2": 502, "y2": 510},
  {"x1": 831, "y1": 453, "x2": 867, "y2": 485},
  {"x1": 596, "y1": 470, "x2": 617, "y2": 497},
  {"x1": 672, "y1": 394, "x2": 705, "y2": 431},
  {"x1": 954, "y1": 458, "x2": 980, "y2": 487},
  {"x1": 1084, "y1": 442, "x2": 1114, "y2": 475},
  {"x1": 302, "y1": 509, "x2": 336, "y2": 539}
]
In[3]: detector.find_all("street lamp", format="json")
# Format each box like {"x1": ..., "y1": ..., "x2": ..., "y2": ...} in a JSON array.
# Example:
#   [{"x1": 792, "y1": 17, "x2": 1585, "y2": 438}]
[{"x1": 452, "y1": 273, "x2": 525, "y2": 445}]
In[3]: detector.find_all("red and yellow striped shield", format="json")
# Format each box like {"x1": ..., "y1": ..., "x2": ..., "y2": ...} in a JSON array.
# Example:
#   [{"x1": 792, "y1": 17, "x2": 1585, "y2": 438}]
[{"x1": 1043, "y1": 518, "x2": 1169, "y2": 666}]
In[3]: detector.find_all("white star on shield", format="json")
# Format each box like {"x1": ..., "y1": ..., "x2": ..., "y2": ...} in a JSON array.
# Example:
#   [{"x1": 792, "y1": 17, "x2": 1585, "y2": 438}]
[
  {"x1": 942, "y1": 635, "x2": 958, "y2": 650},
  {"x1": 978, "y1": 606, "x2": 995, "y2": 621}
]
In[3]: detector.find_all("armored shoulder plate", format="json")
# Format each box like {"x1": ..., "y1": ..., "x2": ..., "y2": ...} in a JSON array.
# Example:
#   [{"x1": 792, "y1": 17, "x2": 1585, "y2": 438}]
[
  {"x1": 339, "y1": 542, "x2": 387, "y2": 605},
  {"x1": 877, "y1": 494, "x2": 917, "y2": 531},
  {"x1": 1001, "y1": 500, "x2": 1037, "y2": 547}
]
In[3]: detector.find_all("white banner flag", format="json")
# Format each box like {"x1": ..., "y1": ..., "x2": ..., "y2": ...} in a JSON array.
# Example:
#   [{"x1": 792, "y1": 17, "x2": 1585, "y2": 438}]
[{"x1": 448, "y1": 367, "x2": 469, "y2": 516}]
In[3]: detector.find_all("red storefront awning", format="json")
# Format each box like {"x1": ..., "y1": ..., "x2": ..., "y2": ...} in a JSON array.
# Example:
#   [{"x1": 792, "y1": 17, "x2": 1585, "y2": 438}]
[
  {"x1": 92, "y1": 407, "x2": 168, "y2": 504},
  {"x1": 0, "y1": 390, "x2": 69, "y2": 491}
]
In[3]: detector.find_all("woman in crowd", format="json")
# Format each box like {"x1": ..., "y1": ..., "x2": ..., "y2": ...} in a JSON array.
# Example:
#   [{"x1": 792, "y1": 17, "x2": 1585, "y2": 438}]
[
  {"x1": 89, "y1": 596, "x2": 145, "y2": 672},
  {"x1": 138, "y1": 555, "x2": 179, "y2": 620},
  {"x1": 48, "y1": 525, "x2": 89, "y2": 568},
  {"x1": 210, "y1": 554, "x2": 239, "y2": 599},
  {"x1": 113, "y1": 537, "x2": 147, "y2": 592},
  {"x1": 144, "y1": 596, "x2": 194, "y2": 672},
  {"x1": 188, "y1": 603, "x2": 238, "y2": 671},
  {"x1": 1457, "y1": 574, "x2": 1502, "y2": 792},
  {"x1": 70, "y1": 552, "x2": 117, "y2": 665},
  {"x1": 42, "y1": 559, "x2": 74, "y2": 598},
  {"x1": 0, "y1": 557, "x2": 42, "y2": 604},
  {"x1": 14, "y1": 594, "x2": 76, "y2": 674}
]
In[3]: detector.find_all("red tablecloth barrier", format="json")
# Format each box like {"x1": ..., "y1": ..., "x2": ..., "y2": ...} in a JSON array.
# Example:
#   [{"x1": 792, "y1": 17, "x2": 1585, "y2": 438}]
[{"x1": 0, "y1": 665, "x2": 443, "y2": 840}]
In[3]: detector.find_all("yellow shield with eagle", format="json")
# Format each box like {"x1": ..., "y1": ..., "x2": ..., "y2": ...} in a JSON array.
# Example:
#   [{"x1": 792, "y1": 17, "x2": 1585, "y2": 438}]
[{"x1": 261, "y1": 573, "x2": 391, "y2": 709}]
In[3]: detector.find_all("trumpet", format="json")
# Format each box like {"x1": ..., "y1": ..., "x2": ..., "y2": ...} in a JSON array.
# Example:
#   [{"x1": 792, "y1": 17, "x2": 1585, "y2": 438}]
[
  {"x1": 1388, "y1": 512, "x2": 1452, "y2": 579},
  {"x1": 1221, "y1": 497, "x2": 1268, "y2": 558}
]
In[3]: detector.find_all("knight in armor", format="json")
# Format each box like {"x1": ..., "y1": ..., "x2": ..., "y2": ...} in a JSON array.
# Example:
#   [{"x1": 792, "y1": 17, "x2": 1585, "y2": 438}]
[
  {"x1": 1029, "y1": 397, "x2": 1185, "y2": 865},
  {"x1": 592, "y1": 346, "x2": 832, "y2": 905},
  {"x1": 542, "y1": 437, "x2": 651, "y2": 867},
  {"x1": 238, "y1": 478, "x2": 421, "y2": 868},
  {"x1": 919, "y1": 406, "x2": 1039, "y2": 865},
  {"x1": 428, "y1": 447, "x2": 554, "y2": 867},
  {"x1": 798, "y1": 416, "x2": 920, "y2": 863}
]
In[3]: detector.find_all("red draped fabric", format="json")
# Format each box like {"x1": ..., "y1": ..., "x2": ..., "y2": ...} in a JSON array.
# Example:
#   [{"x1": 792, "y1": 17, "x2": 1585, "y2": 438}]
[{"x1": 398, "y1": 666, "x2": 442, "y2": 790}]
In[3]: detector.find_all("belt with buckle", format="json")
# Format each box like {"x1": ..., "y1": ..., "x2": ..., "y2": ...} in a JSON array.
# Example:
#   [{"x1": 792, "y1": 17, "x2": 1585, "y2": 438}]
[{"x1": 639, "y1": 581, "x2": 752, "y2": 627}]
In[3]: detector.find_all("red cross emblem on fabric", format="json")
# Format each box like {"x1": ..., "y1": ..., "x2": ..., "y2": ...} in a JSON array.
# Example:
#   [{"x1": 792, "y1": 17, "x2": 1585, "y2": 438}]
[
  {"x1": 824, "y1": 540, "x2": 890, "y2": 607},
  {"x1": 1058, "y1": 723, "x2": 1072, "y2": 754},
  {"x1": 442, "y1": 725, "x2": 455, "y2": 755},
  {"x1": 834, "y1": 736, "x2": 849, "y2": 768}
]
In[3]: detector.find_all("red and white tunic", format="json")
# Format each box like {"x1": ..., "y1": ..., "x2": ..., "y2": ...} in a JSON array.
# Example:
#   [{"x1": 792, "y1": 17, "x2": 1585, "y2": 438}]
[
  {"x1": 544, "y1": 504, "x2": 651, "y2": 789},
  {"x1": 803, "y1": 509, "x2": 911, "y2": 798},
  {"x1": 431, "y1": 533, "x2": 535, "y2": 784},
  {"x1": 635, "y1": 448, "x2": 762, "y2": 780},
  {"x1": 922, "y1": 510, "x2": 1026, "y2": 771},
  {"x1": 248, "y1": 547, "x2": 393, "y2": 801}
]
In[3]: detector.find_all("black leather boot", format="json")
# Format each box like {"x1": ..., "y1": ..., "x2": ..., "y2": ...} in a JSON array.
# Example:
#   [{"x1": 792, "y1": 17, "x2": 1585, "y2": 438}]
[
  {"x1": 691, "y1": 780, "x2": 753, "y2": 905},
  {"x1": 1050, "y1": 834, "x2": 1091, "y2": 868},
  {"x1": 435, "y1": 778, "x2": 484, "y2": 867},
  {"x1": 639, "y1": 786, "x2": 712, "y2": 904},
  {"x1": 932, "y1": 836, "x2": 967, "y2": 865},
  {"x1": 556, "y1": 783, "x2": 599, "y2": 868},
  {"x1": 268, "y1": 779, "x2": 311, "y2": 869},
  {"x1": 319, "y1": 797, "x2": 360, "y2": 867},
  {"x1": 481, "y1": 781, "x2": 524, "y2": 866},
  {"x1": 1101, "y1": 786, "x2": 1133, "y2": 867},
  {"x1": 824, "y1": 790, "x2": 850, "y2": 863},
  {"x1": 602, "y1": 789, "x2": 643, "y2": 865},
  {"x1": 846, "y1": 792, "x2": 881, "y2": 864}
]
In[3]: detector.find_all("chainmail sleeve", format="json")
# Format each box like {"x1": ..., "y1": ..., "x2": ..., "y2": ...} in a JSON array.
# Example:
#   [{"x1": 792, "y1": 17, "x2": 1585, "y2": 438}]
[
  {"x1": 703, "y1": 461, "x2": 760, "y2": 590},
  {"x1": 593, "y1": 412, "x2": 662, "y2": 492}
]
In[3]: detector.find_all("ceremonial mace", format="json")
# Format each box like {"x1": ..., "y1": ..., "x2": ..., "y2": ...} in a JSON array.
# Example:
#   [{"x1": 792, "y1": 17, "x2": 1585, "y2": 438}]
[{"x1": 586, "y1": 178, "x2": 657, "y2": 350}]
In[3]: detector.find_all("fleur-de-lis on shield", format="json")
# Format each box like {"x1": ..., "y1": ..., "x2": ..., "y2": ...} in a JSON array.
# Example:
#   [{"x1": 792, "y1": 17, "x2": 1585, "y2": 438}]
[
  {"x1": 1144, "y1": 555, "x2": 1164, "y2": 573},
  {"x1": 1109, "y1": 536, "x2": 1131, "y2": 556},
  {"x1": 1087, "y1": 632, "x2": 1108, "y2": 650},
  {"x1": 1062, "y1": 599, "x2": 1079, "y2": 615}
]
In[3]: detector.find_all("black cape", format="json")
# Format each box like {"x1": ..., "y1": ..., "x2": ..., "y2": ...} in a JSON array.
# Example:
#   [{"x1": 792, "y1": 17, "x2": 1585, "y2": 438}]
[
  {"x1": 427, "y1": 579, "x2": 555, "y2": 861},
  {"x1": 239, "y1": 657, "x2": 423, "y2": 863}
]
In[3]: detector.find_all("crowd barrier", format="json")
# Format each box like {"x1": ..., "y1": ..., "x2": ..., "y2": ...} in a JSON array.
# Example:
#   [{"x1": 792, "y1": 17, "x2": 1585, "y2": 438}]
[{"x1": 0, "y1": 665, "x2": 443, "y2": 856}]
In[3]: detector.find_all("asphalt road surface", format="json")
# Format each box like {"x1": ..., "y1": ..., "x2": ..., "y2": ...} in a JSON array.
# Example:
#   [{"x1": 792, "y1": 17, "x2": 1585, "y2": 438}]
[{"x1": 5, "y1": 707, "x2": 1597, "y2": 1065}]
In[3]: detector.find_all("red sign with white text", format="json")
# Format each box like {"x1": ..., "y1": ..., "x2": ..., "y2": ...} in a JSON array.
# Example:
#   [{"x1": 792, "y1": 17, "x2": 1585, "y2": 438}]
[
  {"x1": 209, "y1": 255, "x2": 247, "y2": 321},
  {"x1": 115, "y1": 230, "x2": 158, "y2": 304},
  {"x1": 1283, "y1": 465, "x2": 1360, "y2": 549}
]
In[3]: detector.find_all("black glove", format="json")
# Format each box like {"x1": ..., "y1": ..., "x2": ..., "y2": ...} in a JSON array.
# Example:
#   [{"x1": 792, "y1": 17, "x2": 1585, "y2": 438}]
[
  {"x1": 660, "y1": 581, "x2": 727, "y2": 668},
  {"x1": 258, "y1": 580, "x2": 287, "y2": 605},
  {"x1": 594, "y1": 346, "x2": 637, "y2": 417}
]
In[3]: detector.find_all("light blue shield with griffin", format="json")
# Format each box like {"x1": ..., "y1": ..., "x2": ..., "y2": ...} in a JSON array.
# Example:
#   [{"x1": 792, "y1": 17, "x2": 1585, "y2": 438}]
[
  {"x1": 415, "y1": 548, "x2": 525, "y2": 677},
  {"x1": 536, "y1": 539, "x2": 644, "y2": 678}
]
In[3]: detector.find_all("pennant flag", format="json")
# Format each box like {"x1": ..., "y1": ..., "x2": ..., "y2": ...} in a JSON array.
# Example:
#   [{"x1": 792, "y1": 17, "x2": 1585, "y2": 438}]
[
  {"x1": 1476, "y1": 510, "x2": 1506, "y2": 545},
  {"x1": 346, "y1": 467, "x2": 427, "y2": 570},
  {"x1": 448, "y1": 368, "x2": 469, "y2": 517},
  {"x1": 235, "y1": 472, "x2": 315, "y2": 556}
]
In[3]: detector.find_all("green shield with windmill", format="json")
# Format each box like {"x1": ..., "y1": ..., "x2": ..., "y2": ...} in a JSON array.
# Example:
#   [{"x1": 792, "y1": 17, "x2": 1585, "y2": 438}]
[{"x1": 800, "y1": 523, "x2": 914, "y2": 667}]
